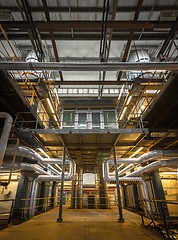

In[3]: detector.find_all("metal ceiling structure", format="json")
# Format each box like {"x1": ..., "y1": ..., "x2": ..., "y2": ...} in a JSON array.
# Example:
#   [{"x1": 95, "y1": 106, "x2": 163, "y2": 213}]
[{"x1": 0, "y1": 0, "x2": 178, "y2": 173}]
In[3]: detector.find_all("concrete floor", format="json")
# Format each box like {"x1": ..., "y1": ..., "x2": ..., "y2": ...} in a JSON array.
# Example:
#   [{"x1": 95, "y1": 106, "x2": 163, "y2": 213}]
[{"x1": 0, "y1": 207, "x2": 162, "y2": 240}]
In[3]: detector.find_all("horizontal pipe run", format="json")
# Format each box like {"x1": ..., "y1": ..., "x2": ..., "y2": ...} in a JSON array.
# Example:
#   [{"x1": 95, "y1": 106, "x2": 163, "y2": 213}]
[
  {"x1": 0, "y1": 61, "x2": 178, "y2": 71},
  {"x1": 1, "y1": 163, "x2": 50, "y2": 175},
  {"x1": 127, "y1": 158, "x2": 178, "y2": 177},
  {"x1": 4, "y1": 145, "x2": 76, "y2": 180}
]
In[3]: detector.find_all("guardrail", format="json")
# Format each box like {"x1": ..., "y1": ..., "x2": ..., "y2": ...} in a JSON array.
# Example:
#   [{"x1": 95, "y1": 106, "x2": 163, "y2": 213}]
[{"x1": 0, "y1": 199, "x2": 15, "y2": 228}]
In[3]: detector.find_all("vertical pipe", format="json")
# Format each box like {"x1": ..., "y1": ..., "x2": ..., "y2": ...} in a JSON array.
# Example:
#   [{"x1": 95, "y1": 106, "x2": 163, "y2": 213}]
[
  {"x1": 0, "y1": 112, "x2": 13, "y2": 168},
  {"x1": 57, "y1": 147, "x2": 66, "y2": 222},
  {"x1": 113, "y1": 147, "x2": 124, "y2": 222}
]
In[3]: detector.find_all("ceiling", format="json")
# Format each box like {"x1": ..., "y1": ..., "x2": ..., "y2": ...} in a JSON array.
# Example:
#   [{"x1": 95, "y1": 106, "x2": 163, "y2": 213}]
[{"x1": 0, "y1": 0, "x2": 178, "y2": 173}]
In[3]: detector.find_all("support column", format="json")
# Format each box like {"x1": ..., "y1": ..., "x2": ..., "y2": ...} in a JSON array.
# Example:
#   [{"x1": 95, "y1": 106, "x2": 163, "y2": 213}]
[
  {"x1": 57, "y1": 147, "x2": 66, "y2": 222},
  {"x1": 38, "y1": 181, "x2": 46, "y2": 212},
  {"x1": 113, "y1": 147, "x2": 124, "y2": 222},
  {"x1": 98, "y1": 164, "x2": 108, "y2": 209},
  {"x1": 12, "y1": 171, "x2": 29, "y2": 219},
  {"x1": 50, "y1": 181, "x2": 57, "y2": 208},
  {"x1": 150, "y1": 171, "x2": 169, "y2": 216},
  {"x1": 133, "y1": 184, "x2": 141, "y2": 212},
  {"x1": 70, "y1": 179, "x2": 77, "y2": 209},
  {"x1": 77, "y1": 167, "x2": 83, "y2": 209}
]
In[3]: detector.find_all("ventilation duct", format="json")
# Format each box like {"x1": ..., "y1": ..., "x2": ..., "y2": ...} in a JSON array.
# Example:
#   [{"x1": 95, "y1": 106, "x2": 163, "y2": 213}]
[
  {"x1": 127, "y1": 49, "x2": 152, "y2": 81},
  {"x1": 25, "y1": 50, "x2": 42, "y2": 79}
]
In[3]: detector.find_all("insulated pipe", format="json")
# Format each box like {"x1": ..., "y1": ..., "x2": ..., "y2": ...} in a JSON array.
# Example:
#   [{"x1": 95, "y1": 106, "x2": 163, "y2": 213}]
[
  {"x1": 1, "y1": 61, "x2": 178, "y2": 71},
  {"x1": 118, "y1": 177, "x2": 151, "y2": 214},
  {"x1": 111, "y1": 150, "x2": 178, "y2": 177},
  {"x1": 5, "y1": 145, "x2": 75, "y2": 176},
  {"x1": 0, "y1": 113, "x2": 13, "y2": 168},
  {"x1": 102, "y1": 162, "x2": 152, "y2": 214},
  {"x1": 5, "y1": 145, "x2": 64, "y2": 164},
  {"x1": 1, "y1": 162, "x2": 50, "y2": 175},
  {"x1": 127, "y1": 158, "x2": 178, "y2": 177}
]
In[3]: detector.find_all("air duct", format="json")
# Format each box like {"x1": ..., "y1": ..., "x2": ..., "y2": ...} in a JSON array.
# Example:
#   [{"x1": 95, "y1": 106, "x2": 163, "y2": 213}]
[
  {"x1": 127, "y1": 49, "x2": 152, "y2": 80},
  {"x1": 127, "y1": 158, "x2": 178, "y2": 177},
  {"x1": 4, "y1": 145, "x2": 76, "y2": 179},
  {"x1": 0, "y1": 113, "x2": 13, "y2": 168},
  {"x1": 1, "y1": 162, "x2": 50, "y2": 175},
  {"x1": 108, "y1": 150, "x2": 178, "y2": 177}
]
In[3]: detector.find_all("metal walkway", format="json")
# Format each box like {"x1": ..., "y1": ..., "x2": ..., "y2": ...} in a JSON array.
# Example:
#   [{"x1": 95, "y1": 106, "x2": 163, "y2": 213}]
[{"x1": 0, "y1": 208, "x2": 161, "y2": 240}]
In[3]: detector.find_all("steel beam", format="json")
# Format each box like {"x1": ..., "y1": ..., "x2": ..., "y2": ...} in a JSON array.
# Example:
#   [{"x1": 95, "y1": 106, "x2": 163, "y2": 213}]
[
  {"x1": 1, "y1": 61, "x2": 178, "y2": 71},
  {"x1": 30, "y1": 128, "x2": 149, "y2": 134},
  {"x1": 1, "y1": 6, "x2": 178, "y2": 13},
  {"x1": 1, "y1": 21, "x2": 174, "y2": 31},
  {"x1": 0, "y1": 33, "x2": 169, "y2": 41}
]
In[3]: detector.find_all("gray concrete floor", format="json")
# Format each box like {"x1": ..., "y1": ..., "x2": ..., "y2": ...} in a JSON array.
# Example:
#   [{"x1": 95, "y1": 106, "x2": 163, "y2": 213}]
[{"x1": 0, "y1": 207, "x2": 162, "y2": 240}]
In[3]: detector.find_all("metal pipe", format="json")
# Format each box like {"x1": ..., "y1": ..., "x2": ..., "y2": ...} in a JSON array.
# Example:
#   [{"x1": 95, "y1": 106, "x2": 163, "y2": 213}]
[
  {"x1": 29, "y1": 178, "x2": 38, "y2": 218},
  {"x1": 1, "y1": 162, "x2": 50, "y2": 175},
  {"x1": 5, "y1": 145, "x2": 75, "y2": 177},
  {"x1": 127, "y1": 158, "x2": 178, "y2": 177},
  {"x1": 109, "y1": 150, "x2": 178, "y2": 177},
  {"x1": 0, "y1": 113, "x2": 13, "y2": 168},
  {"x1": 0, "y1": 61, "x2": 178, "y2": 71}
]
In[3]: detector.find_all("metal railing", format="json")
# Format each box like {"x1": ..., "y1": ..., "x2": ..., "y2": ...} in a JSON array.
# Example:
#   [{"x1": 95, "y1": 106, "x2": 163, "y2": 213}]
[{"x1": 140, "y1": 199, "x2": 178, "y2": 240}]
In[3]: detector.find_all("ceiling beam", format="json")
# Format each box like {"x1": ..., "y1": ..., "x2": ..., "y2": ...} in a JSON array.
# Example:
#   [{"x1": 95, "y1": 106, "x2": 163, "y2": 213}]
[
  {"x1": 1, "y1": 61, "x2": 178, "y2": 71},
  {"x1": 0, "y1": 21, "x2": 174, "y2": 31},
  {"x1": 1, "y1": 6, "x2": 178, "y2": 12},
  {"x1": 0, "y1": 33, "x2": 169, "y2": 41}
]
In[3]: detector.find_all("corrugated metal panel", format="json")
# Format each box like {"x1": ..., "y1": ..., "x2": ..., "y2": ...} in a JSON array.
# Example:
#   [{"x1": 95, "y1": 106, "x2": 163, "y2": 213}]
[
  {"x1": 115, "y1": 12, "x2": 134, "y2": 21},
  {"x1": 28, "y1": 0, "x2": 42, "y2": 7},
  {"x1": 56, "y1": 40, "x2": 100, "y2": 58},
  {"x1": 138, "y1": 11, "x2": 160, "y2": 21},
  {"x1": 31, "y1": 12, "x2": 46, "y2": 21}
]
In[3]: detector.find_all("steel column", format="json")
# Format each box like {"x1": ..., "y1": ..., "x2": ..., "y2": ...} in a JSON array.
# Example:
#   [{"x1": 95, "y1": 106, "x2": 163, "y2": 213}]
[
  {"x1": 57, "y1": 147, "x2": 66, "y2": 222},
  {"x1": 113, "y1": 147, "x2": 124, "y2": 222}
]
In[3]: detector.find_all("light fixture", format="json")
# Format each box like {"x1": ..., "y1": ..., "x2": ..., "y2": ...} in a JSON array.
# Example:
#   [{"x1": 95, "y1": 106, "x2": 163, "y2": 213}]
[
  {"x1": 119, "y1": 107, "x2": 127, "y2": 120},
  {"x1": 118, "y1": 84, "x2": 124, "y2": 100},
  {"x1": 160, "y1": 172, "x2": 178, "y2": 175},
  {"x1": 129, "y1": 147, "x2": 143, "y2": 158},
  {"x1": 126, "y1": 95, "x2": 132, "y2": 106},
  {"x1": 38, "y1": 147, "x2": 50, "y2": 158}
]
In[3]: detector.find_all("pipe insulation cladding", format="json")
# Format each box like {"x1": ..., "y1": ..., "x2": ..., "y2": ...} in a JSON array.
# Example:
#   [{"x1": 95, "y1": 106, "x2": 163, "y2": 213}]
[{"x1": 0, "y1": 113, "x2": 13, "y2": 168}]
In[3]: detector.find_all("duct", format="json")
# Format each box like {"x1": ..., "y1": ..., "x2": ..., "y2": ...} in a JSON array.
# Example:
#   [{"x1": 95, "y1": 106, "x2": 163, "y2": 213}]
[
  {"x1": 5, "y1": 145, "x2": 64, "y2": 164},
  {"x1": 28, "y1": 160, "x2": 76, "y2": 218},
  {"x1": 0, "y1": 61, "x2": 178, "y2": 71},
  {"x1": 5, "y1": 145, "x2": 76, "y2": 177},
  {"x1": 127, "y1": 158, "x2": 178, "y2": 177},
  {"x1": 0, "y1": 113, "x2": 13, "y2": 168},
  {"x1": 113, "y1": 150, "x2": 178, "y2": 177},
  {"x1": 1, "y1": 162, "x2": 50, "y2": 175},
  {"x1": 102, "y1": 162, "x2": 152, "y2": 214}
]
